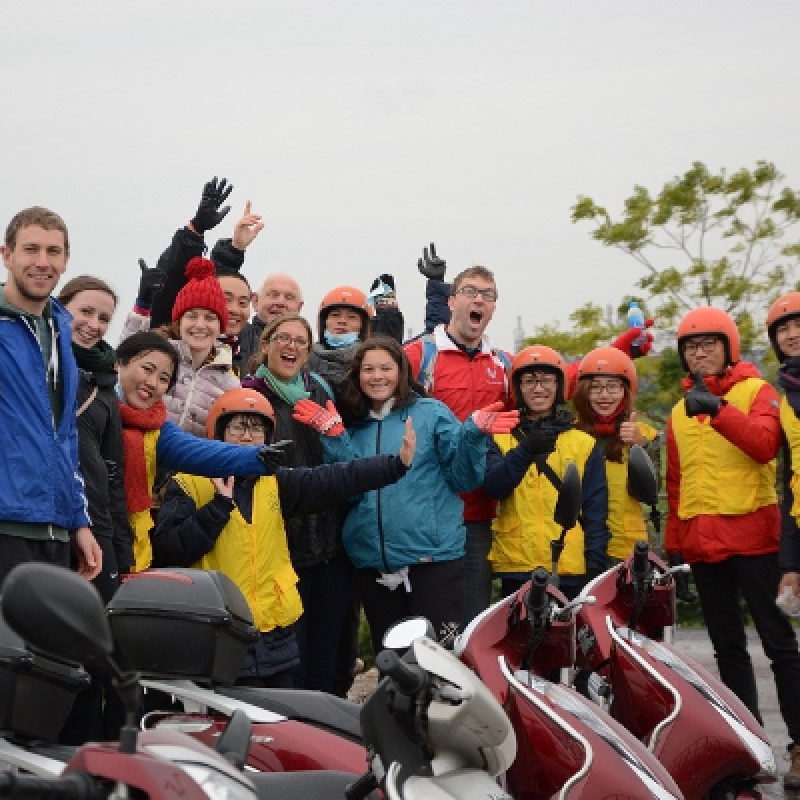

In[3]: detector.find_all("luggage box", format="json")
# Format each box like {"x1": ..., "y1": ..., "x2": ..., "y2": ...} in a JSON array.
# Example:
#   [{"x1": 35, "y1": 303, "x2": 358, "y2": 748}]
[
  {"x1": 0, "y1": 614, "x2": 90, "y2": 740},
  {"x1": 107, "y1": 569, "x2": 259, "y2": 685}
]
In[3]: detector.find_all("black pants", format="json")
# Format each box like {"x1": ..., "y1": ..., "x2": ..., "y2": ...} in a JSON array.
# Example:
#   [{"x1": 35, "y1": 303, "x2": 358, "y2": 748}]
[
  {"x1": 0, "y1": 535, "x2": 70, "y2": 588},
  {"x1": 692, "y1": 553, "x2": 800, "y2": 743},
  {"x1": 358, "y1": 559, "x2": 466, "y2": 656}
]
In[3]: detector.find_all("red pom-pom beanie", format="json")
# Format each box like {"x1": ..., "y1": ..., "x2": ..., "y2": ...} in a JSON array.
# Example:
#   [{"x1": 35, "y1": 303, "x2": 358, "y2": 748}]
[{"x1": 171, "y1": 257, "x2": 229, "y2": 332}]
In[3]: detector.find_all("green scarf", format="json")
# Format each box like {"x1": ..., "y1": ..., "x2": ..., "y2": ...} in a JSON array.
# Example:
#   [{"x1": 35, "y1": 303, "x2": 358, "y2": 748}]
[
  {"x1": 71, "y1": 339, "x2": 117, "y2": 375},
  {"x1": 255, "y1": 364, "x2": 310, "y2": 407}
]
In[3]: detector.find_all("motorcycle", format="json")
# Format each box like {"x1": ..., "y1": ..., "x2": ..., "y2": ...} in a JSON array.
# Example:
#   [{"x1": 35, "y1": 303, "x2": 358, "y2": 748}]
[{"x1": 0, "y1": 561, "x2": 370, "y2": 800}]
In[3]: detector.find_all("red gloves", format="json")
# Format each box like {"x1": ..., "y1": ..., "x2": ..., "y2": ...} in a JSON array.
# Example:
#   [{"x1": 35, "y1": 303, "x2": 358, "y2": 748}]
[
  {"x1": 612, "y1": 319, "x2": 654, "y2": 359},
  {"x1": 292, "y1": 399, "x2": 345, "y2": 437},
  {"x1": 471, "y1": 402, "x2": 520, "y2": 435}
]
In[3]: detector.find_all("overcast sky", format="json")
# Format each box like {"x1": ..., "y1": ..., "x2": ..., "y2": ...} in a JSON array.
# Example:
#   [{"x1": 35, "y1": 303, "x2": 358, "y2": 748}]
[{"x1": 2, "y1": 1, "x2": 798, "y2": 350}]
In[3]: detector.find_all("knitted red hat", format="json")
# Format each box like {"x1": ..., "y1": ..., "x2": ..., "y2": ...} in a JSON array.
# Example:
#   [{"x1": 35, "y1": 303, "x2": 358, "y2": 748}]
[{"x1": 171, "y1": 257, "x2": 229, "y2": 331}]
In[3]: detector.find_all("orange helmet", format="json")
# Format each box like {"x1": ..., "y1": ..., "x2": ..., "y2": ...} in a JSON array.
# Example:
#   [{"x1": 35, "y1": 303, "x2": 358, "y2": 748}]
[
  {"x1": 317, "y1": 285, "x2": 372, "y2": 343},
  {"x1": 206, "y1": 388, "x2": 276, "y2": 441},
  {"x1": 767, "y1": 292, "x2": 800, "y2": 361},
  {"x1": 511, "y1": 345, "x2": 568, "y2": 406},
  {"x1": 578, "y1": 347, "x2": 638, "y2": 400},
  {"x1": 676, "y1": 306, "x2": 740, "y2": 371}
]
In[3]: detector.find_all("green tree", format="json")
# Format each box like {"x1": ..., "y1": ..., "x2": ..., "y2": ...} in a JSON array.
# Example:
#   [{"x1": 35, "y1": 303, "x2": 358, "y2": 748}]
[{"x1": 571, "y1": 161, "x2": 800, "y2": 347}]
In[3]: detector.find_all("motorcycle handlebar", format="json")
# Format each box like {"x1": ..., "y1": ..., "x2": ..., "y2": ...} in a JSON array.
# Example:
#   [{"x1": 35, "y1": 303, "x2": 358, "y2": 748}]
[
  {"x1": 631, "y1": 540, "x2": 650, "y2": 578},
  {"x1": 375, "y1": 649, "x2": 427, "y2": 696},
  {"x1": 0, "y1": 772, "x2": 106, "y2": 800},
  {"x1": 526, "y1": 567, "x2": 550, "y2": 616}
]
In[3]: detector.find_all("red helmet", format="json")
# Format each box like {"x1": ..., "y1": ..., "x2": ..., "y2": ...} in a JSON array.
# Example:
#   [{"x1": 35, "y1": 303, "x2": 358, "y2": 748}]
[
  {"x1": 578, "y1": 347, "x2": 638, "y2": 400},
  {"x1": 317, "y1": 286, "x2": 372, "y2": 342},
  {"x1": 766, "y1": 292, "x2": 800, "y2": 361},
  {"x1": 512, "y1": 345, "x2": 569, "y2": 406},
  {"x1": 206, "y1": 388, "x2": 275, "y2": 440},
  {"x1": 676, "y1": 306, "x2": 740, "y2": 371}
]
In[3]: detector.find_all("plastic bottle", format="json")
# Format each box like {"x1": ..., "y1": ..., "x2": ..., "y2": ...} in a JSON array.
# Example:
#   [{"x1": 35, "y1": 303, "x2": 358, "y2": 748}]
[{"x1": 627, "y1": 301, "x2": 647, "y2": 348}]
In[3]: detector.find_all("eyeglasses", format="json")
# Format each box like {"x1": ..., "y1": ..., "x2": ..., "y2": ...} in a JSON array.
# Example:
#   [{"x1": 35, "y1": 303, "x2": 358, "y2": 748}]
[
  {"x1": 682, "y1": 338, "x2": 720, "y2": 355},
  {"x1": 519, "y1": 373, "x2": 558, "y2": 389},
  {"x1": 454, "y1": 285, "x2": 498, "y2": 302},
  {"x1": 226, "y1": 421, "x2": 268, "y2": 437},
  {"x1": 588, "y1": 380, "x2": 625, "y2": 396},
  {"x1": 271, "y1": 332, "x2": 310, "y2": 348}
]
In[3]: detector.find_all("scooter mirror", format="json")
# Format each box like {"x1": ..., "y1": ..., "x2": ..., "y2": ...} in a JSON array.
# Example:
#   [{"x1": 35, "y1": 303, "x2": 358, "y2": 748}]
[
  {"x1": 383, "y1": 617, "x2": 436, "y2": 651},
  {"x1": 1, "y1": 563, "x2": 113, "y2": 667},
  {"x1": 627, "y1": 444, "x2": 659, "y2": 506},
  {"x1": 553, "y1": 461, "x2": 581, "y2": 530}
]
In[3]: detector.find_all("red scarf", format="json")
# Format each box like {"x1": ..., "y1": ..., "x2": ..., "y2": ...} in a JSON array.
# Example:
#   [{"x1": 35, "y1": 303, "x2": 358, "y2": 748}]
[
  {"x1": 119, "y1": 400, "x2": 167, "y2": 514},
  {"x1": 592, "y1": 400, "x2": 626, "y2": 436}
]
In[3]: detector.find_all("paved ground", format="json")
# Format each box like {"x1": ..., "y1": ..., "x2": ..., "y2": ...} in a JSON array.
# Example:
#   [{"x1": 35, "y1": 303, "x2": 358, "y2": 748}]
[{"x1": 349, "y1": 626, "x2": 795, "y2": 798}]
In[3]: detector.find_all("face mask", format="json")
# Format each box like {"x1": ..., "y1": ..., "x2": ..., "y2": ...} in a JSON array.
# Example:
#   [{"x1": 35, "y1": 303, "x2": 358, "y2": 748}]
[{"x1": 324, "y1": 330, "x2": 359, "y2": 348}]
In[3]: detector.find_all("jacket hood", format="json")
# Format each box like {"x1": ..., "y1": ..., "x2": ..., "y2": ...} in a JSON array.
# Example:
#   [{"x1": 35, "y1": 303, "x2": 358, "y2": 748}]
[{"x1": 0, "y1": 283, "x2": 65, "y2": 321}]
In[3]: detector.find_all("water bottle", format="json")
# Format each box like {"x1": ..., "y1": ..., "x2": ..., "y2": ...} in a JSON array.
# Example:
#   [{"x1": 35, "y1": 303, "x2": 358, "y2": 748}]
[{"x1": 627, "y1": 301, "x2": 647, "y2": 348}]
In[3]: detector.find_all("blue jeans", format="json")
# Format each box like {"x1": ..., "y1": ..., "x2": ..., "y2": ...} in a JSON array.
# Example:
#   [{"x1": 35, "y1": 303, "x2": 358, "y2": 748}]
[
  {"x1": 464, "y1": 521, "x2": 494, "y2": 625},
  {"x1": 293, "y1": 552, "x2": 354, "y2": 692}
]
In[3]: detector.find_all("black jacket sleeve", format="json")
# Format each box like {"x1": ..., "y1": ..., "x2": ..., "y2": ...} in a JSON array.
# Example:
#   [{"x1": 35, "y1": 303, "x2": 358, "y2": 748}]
[
  {"x1": 277, "y1": 455, "x2": 408, "y2": 518},
  {"x1": 103, "y1": 398, "x2": 135, "y2": 573},
  {"x1": 150, "y1": 478, "x2": 235, "y2": 567},
  {"x1": 483, "y1": 440, "x2": 536, "y2": 499},
  {"x1": 150, "y1": 226, "x2": 207, "y2": 327},
  {"x1": 371, "y1": 307, "x2": 404, "y2": 343},
  {"x1": 210, "y1": 238, "x2": 245, "y2": 274},
  {"x1": 424, "y1": 280, "x2": 452, "y2": 333},
  {"x1": 780, "y1": 443, "x2": 800, "y2": 572}
]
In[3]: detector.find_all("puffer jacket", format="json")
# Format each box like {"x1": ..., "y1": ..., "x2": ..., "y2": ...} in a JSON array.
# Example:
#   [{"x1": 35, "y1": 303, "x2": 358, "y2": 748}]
[
  {"x1": 322, "y1": 396, "x2": 488, "y2": 572},
  {"x1": 121, "y1": 310, "x2": 240, "y2": 437}
]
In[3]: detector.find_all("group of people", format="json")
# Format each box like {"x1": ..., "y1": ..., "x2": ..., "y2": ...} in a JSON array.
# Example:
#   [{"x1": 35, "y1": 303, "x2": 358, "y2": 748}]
[{"x1": 3, "y1": 174, "x2": 800, "y2": 789}]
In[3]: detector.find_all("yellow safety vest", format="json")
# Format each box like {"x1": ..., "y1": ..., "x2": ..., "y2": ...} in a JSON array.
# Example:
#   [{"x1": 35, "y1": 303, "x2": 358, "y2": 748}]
[
  {"x1": 490, "y1": 428, "x2": 597, "y2": 576},
  {"x1": 172, "y1": 473, "x2": 303, "y2": 632},
  {"x1": 671, "y1": 378, "x2": 776, "y2": 519},
  {"x1": 780, "y1": 396, "x2": 800, "y2": 522},
  {"x1": 131, "y1": 429, "x2": 161, "y2": 572}
]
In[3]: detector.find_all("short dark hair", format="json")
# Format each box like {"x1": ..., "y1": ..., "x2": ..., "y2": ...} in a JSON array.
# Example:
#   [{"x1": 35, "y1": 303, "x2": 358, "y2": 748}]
[
  {"x1": 57, "y1": 275, "x2": 118, "y2": 308},
  {"x1": 116, "y1": 332, "x2": 180, "y2": 392},
  {"x1": 5, "y1": 207, "x2": 70, "y2": 256},
  {"x1": 450, "y1": 266, "x2": 497, "y2": 297},
  {"x1": 217, "y1": 270, "x2": 251, "y2": 291}
]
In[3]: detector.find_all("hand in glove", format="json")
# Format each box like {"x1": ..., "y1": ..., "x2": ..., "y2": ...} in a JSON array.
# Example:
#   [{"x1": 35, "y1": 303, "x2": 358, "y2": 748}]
[
  {"x1": 190, "y1": 176, "x2": 234, "y2": 235},
  {"x1": 292, "y1": 399, "x2": 345, "y2": 437},
  {"x1": 136, "y1": 258, "x2": 166, "y2": 308},
  {"x1": 417, "y1": 242, "x2": 447, "y2": 281},
  {"x1": 369, "y1": 273, "x2": 397, "y2": 309},
  {"x1": 471, "y1": 401, "x2": 520, "y2": 435},
  {"x1": 612, "y1": 318, "x2": 655, "y2": 359},
  {"x1": 257, "y1": 440, "x2": 291, "y2": 473},
  {"x1": 519, "y1": 426, "x2": 558, "y2": 456},
  {"x1": 684, "y1": 371, "x2": 723, "y2": 418}
]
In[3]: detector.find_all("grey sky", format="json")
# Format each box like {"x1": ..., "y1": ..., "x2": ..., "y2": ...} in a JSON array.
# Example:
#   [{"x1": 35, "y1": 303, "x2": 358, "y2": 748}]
[{"x1": 2, "y1": 1, "x2": 797, "y2": 350}]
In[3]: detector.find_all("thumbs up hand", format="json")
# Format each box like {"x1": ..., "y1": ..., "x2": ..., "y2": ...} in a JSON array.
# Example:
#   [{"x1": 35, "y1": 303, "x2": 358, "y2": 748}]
[
  {"x1": 684, "y1": 371, "x2": 723, "y2": 418},
  {"x1": 619, "y1": 411, "x2": 646, "y2": 445}
]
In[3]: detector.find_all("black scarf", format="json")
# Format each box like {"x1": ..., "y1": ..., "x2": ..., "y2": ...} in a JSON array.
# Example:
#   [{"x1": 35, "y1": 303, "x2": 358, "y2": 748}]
[
  {"x1": 779, "y1": 356, "x2": 800, "y2": 416},
  {"x1": 71, "y1": 339, "x2": 117, "y2": 375}
]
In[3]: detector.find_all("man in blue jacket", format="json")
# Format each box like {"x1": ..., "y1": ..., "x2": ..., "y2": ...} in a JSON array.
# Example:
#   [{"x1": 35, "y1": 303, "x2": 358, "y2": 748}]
[{"x1": 0, "y1": 207, "x2": 102, "y2": 586}]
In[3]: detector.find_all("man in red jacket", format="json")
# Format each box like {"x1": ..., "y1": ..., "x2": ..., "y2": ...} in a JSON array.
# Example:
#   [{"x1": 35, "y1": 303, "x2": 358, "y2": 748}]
[{"x1": 665, "y1": 306, "x2": 800, "y2": 790}]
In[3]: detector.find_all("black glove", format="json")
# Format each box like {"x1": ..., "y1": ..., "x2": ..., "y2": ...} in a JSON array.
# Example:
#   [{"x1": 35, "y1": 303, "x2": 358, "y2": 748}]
[
  {"x1": 257, "y1": 440, "x2": 291, "y2": 473},
  {"x1": 190, "y1": 176, "x2": 234, "y2": 235},
  {"x1": 370, "y1": 274, "x2": 397, "y2": 309},
  {"x1": 417, "y1": 242, "x2": 446, "y2": 281},
  {"x1": 684, "y1": 371, "x2": 723, "y2": 418},
  {"x1": 519, "y1": 427, "x2": 558, "y2": 457},
  {"x1": 136, "y1": 258, "x2": 165, "y2": 308}
]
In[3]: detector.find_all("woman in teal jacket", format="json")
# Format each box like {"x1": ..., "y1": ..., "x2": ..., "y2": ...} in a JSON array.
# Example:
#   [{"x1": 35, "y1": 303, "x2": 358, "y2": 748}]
[{"x1": 292, "y1": 335, "x2": 518, "y2": 652}]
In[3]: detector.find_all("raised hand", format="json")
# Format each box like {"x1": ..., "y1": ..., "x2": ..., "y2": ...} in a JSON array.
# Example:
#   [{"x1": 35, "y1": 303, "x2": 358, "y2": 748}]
[
  {"x1": 612, "y1": 318, "x2": 655, "y2": 359},
  {"x1": 190, "y1": 176, "x2": 234, "y2": 234},
  {"x1": 399, "y1": 416, "x2": 416, "y2": 467},
  {"x1": 257, "y1": 440, "x2": 291, "y2": 473},
  {"x1": 684, "y1": 371, "x2": 722, "y2": 418},
  {"x1": 369, "y1": 273, "x2": 397, "y2": 309},
  {"x1": 137, "y1": 258, "x2": 166, "y2": 307},
  {"x1": 417, "y1": 242, "x2": 447, "y2": 281},
  {"x1": 292, "y1": 398, "x2": 345, "y2": 437},
  {"x1": 232, "y1": 200, "x2": 265, "y2": 250},
  {"x1": 211, "y1": 476, "x2": 235, "y2": 498},
  {"x1": 472, "y1": 401, "x2": 520, "y2": 435},
  {"x1": 619, "y1": 411, "x2": 646, "y2": 445},
  {"x1": 519, "y1": 425, "x2": 558, "y2": 456}
]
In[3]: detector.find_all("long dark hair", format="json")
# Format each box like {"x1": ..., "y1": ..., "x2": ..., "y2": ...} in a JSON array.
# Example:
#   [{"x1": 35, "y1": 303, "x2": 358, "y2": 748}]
[
  {"x1": 338, "y1": 336, "x2": 425, "y2": 423},
  {"x1": 116, "y1": 332, "x2": 181, "y2": 392},
  {"x1": 572, "y1": 379, "x2": 633, "y2": 463}
]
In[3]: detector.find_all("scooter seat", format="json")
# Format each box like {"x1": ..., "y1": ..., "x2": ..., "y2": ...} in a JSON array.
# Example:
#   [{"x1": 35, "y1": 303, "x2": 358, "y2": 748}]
[
  {"x1": 249, "y1": 770, "x2": 380, "y2": 799},
  {"x1": 217, "y1": 687, "x2": 363, "y2": 742}
]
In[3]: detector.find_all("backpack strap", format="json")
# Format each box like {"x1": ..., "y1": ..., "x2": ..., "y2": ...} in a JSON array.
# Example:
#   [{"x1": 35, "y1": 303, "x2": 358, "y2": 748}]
[
  {"x1": 417, "y1": 334, "x2": 438, "y2": 392},
  {"x1": 76, "y1": 386, "x2": 98, "y2": 418},
  {"x1": 309, "y1": 371, "x2": 334, "y2": 402}
]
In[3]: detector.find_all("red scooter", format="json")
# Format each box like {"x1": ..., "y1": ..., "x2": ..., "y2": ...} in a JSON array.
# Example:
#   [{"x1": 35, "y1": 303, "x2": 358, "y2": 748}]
[
  {"x1": 574, "y1": 541, "x2": 776, "y2": 800},
  {"x1": 0, "y1": 562, "x2": 369, "y2": 800},
  {"x1": 454, "y1": 461, "x2": 684, "y2": 799}
]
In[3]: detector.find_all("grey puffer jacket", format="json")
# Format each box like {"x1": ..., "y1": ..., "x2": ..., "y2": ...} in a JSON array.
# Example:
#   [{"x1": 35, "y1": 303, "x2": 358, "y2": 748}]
[{"x1": 121, "y1": 311, "x2": 240, "y2": 437}]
